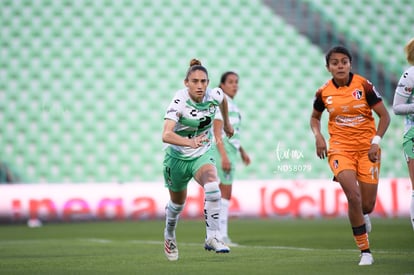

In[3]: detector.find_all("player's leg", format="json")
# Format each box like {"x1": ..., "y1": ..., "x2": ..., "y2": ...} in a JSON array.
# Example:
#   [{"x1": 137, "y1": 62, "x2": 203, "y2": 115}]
[
  {"x1": 407, "y1": 159, "x2": 414, "y2": 230},
  {"x1": 356, "y1": 181, "x2": 378, "y2": 265},
  {"x1": 359, "y1": 182, "x2": 378, "y2": 233},
  {"x1": 219, "y1": 183, "x2": 232, "y2": 242},
  {"x1": 164, "y1": 189, "x2": 186, "y2": 261},
  {"x1": 337, "y1": 170, "x2": 372, "y2": 265},
  {"x1": 162, "y1": 156, "x2": 190, "y2": 261},
  {"x1": 194, "y1": 157, "x2": 229, "y2": 253},
  {"x1": 354, "y1": 150, "x2": 381, "y2": 265},
  {"x1": 402, "y1": 130, "x2": 414, "y2": 230},
  {"x1": 217, "y1": 146, "x2": 237, "y2": 244}
]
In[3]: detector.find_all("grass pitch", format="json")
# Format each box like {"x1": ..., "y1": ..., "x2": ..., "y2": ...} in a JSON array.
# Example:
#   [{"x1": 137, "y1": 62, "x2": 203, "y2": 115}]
[{"x1": 0, "y1": 218, "x2": 413, "y2": 274}]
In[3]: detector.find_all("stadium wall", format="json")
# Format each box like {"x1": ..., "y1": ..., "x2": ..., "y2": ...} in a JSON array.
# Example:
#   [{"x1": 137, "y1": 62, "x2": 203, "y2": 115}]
[{"x1": 0, "y1": 178, "x2": 410, "y2": 223}]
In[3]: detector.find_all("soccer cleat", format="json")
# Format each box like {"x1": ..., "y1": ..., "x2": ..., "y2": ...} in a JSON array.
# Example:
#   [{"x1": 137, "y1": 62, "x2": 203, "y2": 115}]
[
  {"x1": 164, "y1": 238, "x2": 178, "y2": 261},
  {"x1": 358, "y1": 252, "x2": 374, "y2": 266},
  {"x1": 222, "y1": 236, "x2": 238, "y2": 247},
  {"x1": 204, "y1": 237, "x2": 230, "y2": 253},
  {"x1": 364, "y1": 214, "x2": 372, "y2": 233}
]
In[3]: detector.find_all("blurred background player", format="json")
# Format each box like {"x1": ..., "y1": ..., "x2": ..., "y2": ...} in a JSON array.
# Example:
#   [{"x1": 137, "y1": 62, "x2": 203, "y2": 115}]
[
  {"x1": 162, "y1": 59, "x2": 234, "y2": 261},
  {"x1": 310, "y1": 46, "x2": 390, "y2": 265},
  {"x1": 392, "y1": 37, "x2": 414, "y2": 231},
  {"x1": 213, "y1": 71, "x2": 251, "y2": 246}
]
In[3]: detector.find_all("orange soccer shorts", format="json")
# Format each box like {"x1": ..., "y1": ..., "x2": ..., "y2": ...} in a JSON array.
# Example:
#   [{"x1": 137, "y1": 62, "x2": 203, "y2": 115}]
[{"x1": 328, "y1": 149, "x2": 381, "y2": 184}]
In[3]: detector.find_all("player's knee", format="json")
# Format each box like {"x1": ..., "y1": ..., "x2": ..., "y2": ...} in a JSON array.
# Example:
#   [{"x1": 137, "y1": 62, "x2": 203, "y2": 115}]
[
  {"x1": 166, "y1": 200, "x2": 184, "y2": 215},
  {"x1": 204, "y1": 182, "x2": 221, "y2": 201}
]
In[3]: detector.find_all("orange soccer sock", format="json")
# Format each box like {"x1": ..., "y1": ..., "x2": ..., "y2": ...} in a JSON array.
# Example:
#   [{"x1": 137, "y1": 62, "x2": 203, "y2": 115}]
[{"x1": 352, "y1": 224, "x2": 370, "y2": 252}]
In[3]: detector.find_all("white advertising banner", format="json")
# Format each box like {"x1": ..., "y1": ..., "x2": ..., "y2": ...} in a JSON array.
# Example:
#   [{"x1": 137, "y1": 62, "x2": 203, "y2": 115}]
[{"x1": 0, "y1": 178, "x2": 411, "y2": 222}]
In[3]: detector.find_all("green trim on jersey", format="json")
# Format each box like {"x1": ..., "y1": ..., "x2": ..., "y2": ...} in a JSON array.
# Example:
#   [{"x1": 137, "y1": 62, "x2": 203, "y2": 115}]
[{"x1": 164, "y1": 88, "x2": 223, "y2": 160}]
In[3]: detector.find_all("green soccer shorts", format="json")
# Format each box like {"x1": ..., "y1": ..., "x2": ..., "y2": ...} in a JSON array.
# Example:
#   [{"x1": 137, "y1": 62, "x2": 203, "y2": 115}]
[
  {"x1": 403, "y1": 127, "x2": 414, "y2": 160},
  {"x1": 163, "y1": 150, "x2": 216, "y2": 192}
]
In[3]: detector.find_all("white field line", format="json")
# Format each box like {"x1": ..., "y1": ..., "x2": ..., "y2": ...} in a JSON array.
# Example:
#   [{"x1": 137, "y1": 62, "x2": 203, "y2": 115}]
[{"x1": 0, "y1": 238, "x2": 412, "y2": 255}]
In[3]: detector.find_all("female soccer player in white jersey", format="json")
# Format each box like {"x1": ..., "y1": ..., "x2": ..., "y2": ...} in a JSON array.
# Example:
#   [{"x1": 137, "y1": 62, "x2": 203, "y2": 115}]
[
  {"x1": 162, "y1": 59, "x2": 234, "y2": 261},
  {"x1": 393, "y1": 37, "x2": 414, "y2": 231},
  {"x1": 213, "y1": 71, "x2": 251, "y2": 246}
]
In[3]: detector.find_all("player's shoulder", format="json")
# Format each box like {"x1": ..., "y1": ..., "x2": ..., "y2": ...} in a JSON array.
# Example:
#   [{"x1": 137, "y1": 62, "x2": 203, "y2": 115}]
[
  {"x1": 316, "y1": 79, "x2": 332, "y2": 95},
  {"x1": 403, "y1": 66, "x2": 414, "y2": 80},
  {"x1": 351, "y1": 73, "x2": 374, "y2": 87},
  {"x1": 351, "y1": 74, "x2": 378, "y2": 94},
  {"x1": 170, "y1": 88, "x2": 189, "y2": 103},
  {"x1": 206, "y1": 87, "x2": 224, "y2": 103},
  {"x1": 173, "y1": 88, "x2": 189, "y2": 98}
]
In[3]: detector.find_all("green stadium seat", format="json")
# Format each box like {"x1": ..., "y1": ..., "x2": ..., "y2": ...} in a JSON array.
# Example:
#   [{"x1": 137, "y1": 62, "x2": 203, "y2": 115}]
[{"x1": 0, "y1": 0, "x2": 407, "y2": 182}]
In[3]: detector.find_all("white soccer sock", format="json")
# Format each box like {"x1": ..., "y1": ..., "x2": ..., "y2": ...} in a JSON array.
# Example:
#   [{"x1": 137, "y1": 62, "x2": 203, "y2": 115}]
[
  {"x1": 411, "y1": 191, "x2": 414, "y2": 230},
  {"x1": 164, "y1": 200, "x2": 184, "y2": 239},
  {"x1": 204, "y1": 182, "x2": 221, "y2": 239},
  {"x1": 219, "y1": 198, "x2": 230, "y2": 237}
]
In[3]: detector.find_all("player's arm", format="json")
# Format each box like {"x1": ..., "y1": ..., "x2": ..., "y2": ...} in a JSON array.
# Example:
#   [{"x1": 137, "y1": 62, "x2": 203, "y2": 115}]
[
  {"x1": 393, "y1": 93, "x2": 414, "y2": 115},
  {"x1": 219, "y1": 96, "x2": 234, "y2": 138},
  {"x1": 310, "y1": 90, "x2": 327, "y2": 159},
  {"x1": 310, "y1": 109, "x2": 327, "y2": 159},
  {"x1": 372, "y1": 102, "x2": 390, "y2": 140},
  {"x1": 213, "y1": 119, "x2": 231, "y2": 172},
  {"x1": 393, "y1": 70, "x2": 414, "y2": 115},
  {"x1": 162, "y1": 119, "x2": 206, "y2": 148},
  {"x1": 239, "y1": 146, "x2": 251, "y2": 165},
  {"x1": 368, "y1": 102, "x2": 390, "y2": 162}
]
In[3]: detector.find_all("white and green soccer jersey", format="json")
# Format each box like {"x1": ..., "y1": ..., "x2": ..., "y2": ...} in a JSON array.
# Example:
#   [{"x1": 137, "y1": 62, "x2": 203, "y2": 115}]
[
  {"x1": 164, "y1": 87, "x2": 224, "y2": 159},
  {"x1": 215, "y1": 95, "x2": 241, "y2": 150},
  {"x1": 395, "y1": 66, "x2": 414, "y2": 133}
]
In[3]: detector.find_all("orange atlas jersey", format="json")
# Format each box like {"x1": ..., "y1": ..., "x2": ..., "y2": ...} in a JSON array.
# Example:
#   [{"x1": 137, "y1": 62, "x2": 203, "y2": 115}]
[{"x1": 313, "y1": 73, "x2": 382, "y2": 151}]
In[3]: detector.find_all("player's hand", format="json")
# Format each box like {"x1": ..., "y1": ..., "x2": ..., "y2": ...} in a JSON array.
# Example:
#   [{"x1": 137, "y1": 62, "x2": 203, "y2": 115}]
[
  {"x1": 368, "y1": 144, "x2": 380, "y2": 162},
  {"x1": 315, "y1": 134, "x2": 327, "y2": 159},
  {"x1": 222, "y1": 157, "x2": 231, "y2": 173},
  {"x1": 191, "y1": 133, "x2": 209, "y2": 148},
  {"x1": 223, "y1": 124, "x2": 234, "y2": 138}
]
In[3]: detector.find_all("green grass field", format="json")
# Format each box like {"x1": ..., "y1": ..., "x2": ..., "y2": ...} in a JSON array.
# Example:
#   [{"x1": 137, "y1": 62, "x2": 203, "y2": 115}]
[{"x1": 0, "y1": 218, "x2": 413, "y2": 274}]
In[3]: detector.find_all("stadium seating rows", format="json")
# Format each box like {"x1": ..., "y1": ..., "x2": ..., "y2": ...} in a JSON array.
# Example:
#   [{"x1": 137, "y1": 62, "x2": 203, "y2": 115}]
[
  {"x1": 302, "y1": 0, "x2": 414, "y2": 77},
  {"x1": 0, "y1": 0, "x2": 408, "y2": 182}
]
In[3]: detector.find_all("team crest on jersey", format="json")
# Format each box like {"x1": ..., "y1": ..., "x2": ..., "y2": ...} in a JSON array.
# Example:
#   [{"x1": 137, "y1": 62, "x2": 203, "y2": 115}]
[
  {"x1": 208, "y1": 103, "x2": 216, "y2": 114},
  {"x1": 352, "y1": 89, "x2": 363, "y2": 100}
]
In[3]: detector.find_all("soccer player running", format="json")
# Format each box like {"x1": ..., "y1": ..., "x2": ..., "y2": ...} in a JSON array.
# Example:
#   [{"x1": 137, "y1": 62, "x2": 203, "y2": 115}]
[
  {"x1": 213, "y1": 71, "x2": 251, "y2": 246},
  {"x1": 393, "y1": 37, "x2": 414, "y2": 231},
  {"x1": 162, "y1": 59, "x2": 234, "y2": 261},
  {"x1": 310, "y1": 46, "x2": 390, "y2": 266}
]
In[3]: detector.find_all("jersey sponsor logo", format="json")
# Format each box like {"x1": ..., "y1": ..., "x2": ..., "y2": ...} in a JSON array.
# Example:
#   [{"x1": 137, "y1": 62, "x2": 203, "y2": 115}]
[
  {"x1": 208, "y1": 103, "x2": 216, "y2": 114},
  {"x1": 335, "y1": 114, "x2": 365, "y2": 126},
  {"x1": 352, "y1": 89, "x2": 363, "y2": 100},
  {"x1": 341, "y1": 106, "x2": 350, "y2": 112},
  {"x1": 353, "y1": 104, "x2": 366, "y2": 109}
]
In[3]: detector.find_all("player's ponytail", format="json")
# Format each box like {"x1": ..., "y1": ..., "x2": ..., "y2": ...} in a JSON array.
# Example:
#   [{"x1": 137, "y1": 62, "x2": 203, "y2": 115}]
[
  {"x1": 189, "y1": 58, "x2": 202, "y2": 67},
  {"x1": 185, "y1": 58, "x2": 208, "y2": 80}
]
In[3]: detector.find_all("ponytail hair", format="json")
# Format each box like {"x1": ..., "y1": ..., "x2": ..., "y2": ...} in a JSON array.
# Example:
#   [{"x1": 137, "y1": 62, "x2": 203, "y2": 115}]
[{"x1": 185, "y1": 58, "x2": 208, "y2": 80}]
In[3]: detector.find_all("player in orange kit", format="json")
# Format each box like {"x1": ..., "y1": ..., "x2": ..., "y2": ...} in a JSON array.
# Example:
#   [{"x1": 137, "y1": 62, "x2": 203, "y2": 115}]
[{"x1": 310, "y1": 46, "x2": 390, "y2": 266}]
